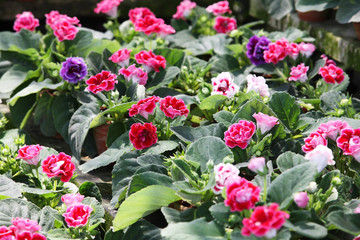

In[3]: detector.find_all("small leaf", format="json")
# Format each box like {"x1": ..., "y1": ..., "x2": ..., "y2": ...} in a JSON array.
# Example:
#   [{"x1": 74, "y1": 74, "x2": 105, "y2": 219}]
[
  {"x1": 309, "y1": 58, "x2": 326, "y2": 79},
  {"x1": 79, "y1": 182, "x2": 102, "y2": 203},
  {"x1": 127, "y1": 172, "x2": 174, "y2": 196},
  {"x1": 209, "y1": 203, "x2": 231, "y2": 225},
  {"x1": 285, "y1": 221, "x2": 328, "y2": 239},
  {"x1": 209, "y1": 54, "x2": 240, "y2": 73},
  {"x1": 213, "y1": 111, "x2": 234, "y2": 128},
  {"x1": 154, "y1": 48, "x2": 185, "y2": 68},
  {"x1": 199, "y1": 95, "x2": 227, "y2": 112},
  {"x1": 143, "y1": 141, "x2": 179, "y2": 155},
  {"x1": 147, "y1": 66, "x2": 180, "y2": 89}
]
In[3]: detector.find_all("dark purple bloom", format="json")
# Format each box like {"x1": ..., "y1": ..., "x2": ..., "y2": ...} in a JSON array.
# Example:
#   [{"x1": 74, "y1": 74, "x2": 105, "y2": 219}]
[
  {"x1": 60, "y1": 57, "x2": 87, "y2": 83},
  {"x1": 246, "y1": 35, "x2": 271, "y2": 66}
]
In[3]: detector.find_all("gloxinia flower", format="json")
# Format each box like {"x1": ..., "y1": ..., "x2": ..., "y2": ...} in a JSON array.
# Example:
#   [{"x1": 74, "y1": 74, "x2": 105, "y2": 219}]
[
  {"x1": 45, "y1": 10, "x2": 80, "y2": 28},
  {"x1": 63, "y1": 204, "x2": 93, "y2": 228},
  {"x1": 61, "y1": 193, "x2": 85, "y2": 207},
  {"x1": 246, "y1": 35, "x2": 271, "y2": 66},
  {"x1": 242, "y1": 203, "x2": 289, "y2": 238},
  {"x1": 119, "y1": 64, "x2": 148, "y2": 85},
  {"x1": 129, "y1": 122, "x2": 158, "y2": 150},
  {"x1": 319, "y1": 64, "x2": 345, "y2": 84},
  {"x1": 60, "y1": 57, "x2": 88, "y2": 83},
  {"x1": 214, "y1": 16, "x2": 237, "y2": 34},
  {"x1": 305, "y1": 144, "x2": 334, "y2": 172},
  {"x1": 211, "y1": 72, "x2": 239, "y2": 98},
  {"x1": 286, "y1": 42, "x2": 300, "y2": 60},
  {"x1": 318, "y1": 120, "x2": 349, "y2": 141},
  {"x1": 0, "y1": 226, "x2": 14, "y2": 239},
  {"x1": 263, "y1": 38, "x2": 289, "y2": 64},
  {"x1": 42, "y1": 152, "x2": 76, "y2": 182},
  {"x1": 10, "y1": 218, "x2": 47, "y2": 240},
  {"x1": 354, "y1": 204, "x2": 360, "y2": 214},
  {"x1": 13, "y1": 11, "x2": 39, "y2": 32},
  {"x1": 173, "y1": 0, "x2": 197, "y2": 20},
  {"x1": 109, "y1": 49, "x2": 131, "y2": 67},
  {"x1": 135, "y1": 50, "x2": 166, "y2": 72},
  {"x1": 45, "y1": 11, "x2": 81, "y2": 42},
  {"x1": 248, "y1": 157, "x2": 266, "y2": 174},
  {"x1": 206, "y1": 1, "x2": 232, "y2": 16},
  {"x1": 213, "y1": 163, "x2": 239, "y2": 194},
  {"x1": 321, "y1": 54, "x2": 337, "y2": 66},
  {"x1": 224, "y1": 120, "x2": 256, "y2": 149},
  {"x1": 246, "y1": 74, "x2": 270, "y2": 97},
  {"x1": 289, "y1": 63, "x2": 309, "y2": 83},
  {"x1": 159, "y1": 96, "x2": 189, "y2": 119},
  {"x1": 129, "y1": 7, "x2": 155, "y2": 24},
  {"x1": 134, "y1": 15, "x2": 175, "y2": 37},
  {"x1": 294, "y1": 192, "x2": 309, "y2": 208},
  {"x1": 252, "y1": 112, "x2": 279, "y2": 134},
  {"x1": 94, "y1": 0, "x2": 123, "y2": 18},
  {"x1": 16, "y1": 144, "x2": 42, "y2": 166},
  {"x1": 302, "y1": 131, "x2": 327, "y2": 153},
  {"x1": 298, "y1": 42, "x2": 316, "y2": 58},
  {"x1": 128, "y1": 96, "x2": 160, "y2": 119},
  {"x1": 337, "y1": 127, "x2": 360, "y2": 162},
  {"x1": 86, "y1": 70, "x2": 118, "y2": 94}
]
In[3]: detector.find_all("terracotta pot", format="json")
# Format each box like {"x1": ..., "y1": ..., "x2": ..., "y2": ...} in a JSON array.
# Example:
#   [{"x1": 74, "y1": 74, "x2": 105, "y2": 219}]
[
  {"x1": 93, "y1": 124, "x2": 109, "y2": 155},
  {"x1": 353, "y1": 22, "x2": 360, "y2": 40},
  {"x1": 297, "y1": 10, "x2": 332, "y2": 22}
]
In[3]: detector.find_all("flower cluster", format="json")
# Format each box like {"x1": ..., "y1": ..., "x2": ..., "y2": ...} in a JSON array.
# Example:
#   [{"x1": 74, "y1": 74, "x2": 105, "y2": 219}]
[
  {"x1": 86, "y1": 70, "x2": 118, "y2": 94},
  {"x1": 211, "y1": 72, "x2": 239, "y2": 98},
  {"x1": 42, "y1": 152, "x2": 75, "y2": 182},
  {"x1": 319, "y1": 64, "x2": 345, "y2": 84},
  {"x1": 129, "y1": 122, "x2": 158, "y2": 150},
  {"x1": 45, "y1": 10, "x2": 81, "y2": 41},
  {"x1": 13, "y1": 11, "x2": 39, "y2": 32},
  {"x1": 213, "y1": 163, "x2": 239, "y2": 194},
  {"x1": 289, "y1": 63, "x2": 309, "y2": 83},
  {"x1": 60, "y1": 57, "x2": 88, "y2": 83},
  {"x1": 173, "y1": 0, "x2": 197, "y2": 20},
  {"x1": 94, "y1": 0, "x2": 123, "y2": 18},
  {"x1": 0, "y1": 218, "x2": 46, "y2": 240},
  {"x1": 246, "y1": 74, "x2": 270, "y2": 97}
]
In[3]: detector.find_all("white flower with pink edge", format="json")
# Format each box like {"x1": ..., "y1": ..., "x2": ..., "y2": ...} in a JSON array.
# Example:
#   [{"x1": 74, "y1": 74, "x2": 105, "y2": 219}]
[
  {"x1": 211, "y1": 72, "x2": 239, "y2": 98},
  {"x1": 213, "y1": 163, "x2": 239, "y2": 194}
]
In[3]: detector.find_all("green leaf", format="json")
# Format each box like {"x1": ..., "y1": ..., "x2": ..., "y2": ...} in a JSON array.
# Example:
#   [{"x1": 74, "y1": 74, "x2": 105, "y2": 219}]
[
  {"x1": 181, "y1": 34, "x2": 231, "y2": 56},
  {"x1": 34, "y1": 93, "x2": 57, "y2": 137},
  {"x1": 171, "y1": 124, "x2": 226, "y2": 143},
  {"x1": 0, "y1": 175, "x2": 22, "y2": 198},
  {"x1": 268, "y1": 27, "x2": 314, "y2": 42},
  {"x1": 168, "y1": 30, "x2": 197, "y2": 49},
  {"x1": 209, "y1": 54, "x2": 240, "y2": 73},
  {"x1": 90, "y1": 102, "x2": 135, "y2": 128},
  {"x1": 336, "y1": 0, "x2": 360, "y2": 23},
  {"x1": 38, "y1": 206, "x2": 63, "y2": 232},
  {"x1": 171, "y1": 19, "x2": 189, "y2": 32},
  {"x1": 79, "y1": 182, "x2": 102, "y2": 203},
  {"x1": 0, "y1": 29, "x2": 40, "y2": 51},
  {"x1": 320, "y1": 91, "x2": 345, "y2": 113},
  {"x1": 285, "y1": 221, "x2": 328, "y2": 239},
  {"x1": 267, "y1": 162, "x2": 317, "y2": 208},
  {"x1": 127, "y1": 172, "x2": 174, "y2": 196},
  {"x1": 161, "y1": 207, "x2": 195, "y2": 224},
  {"x1": 199, "y1": 95, "x2": 227, "y2": 112},
  {"x1": 0, "y1": 198, "x2": 41, "y2": 226},
  {"x1": 146, "y1": 66, "x2": 181, "y2": 89},
  {"x1": 209, "y1": 203, "x2": 231, "y2": 225},
  {"x1": 309, "y1": 59, "x2": 326, "y2": 79},
  {"x1": 213, "y1": 111, "x2": 234, "y2": 128},
  {"x1": 0, "y1": 129, "x2": 31, "y2": 151},
  {"x1": 154, "y1": 48, "x2": 185, "y2": 68},
  {"x1": 64, "y1": 30, "x2": 93, "y2": 56},
  {"x1": 263, "y1": 0, "x2": 293, "y2": 20},
  {"x1": 143, "y1": 141, "x2": 179, "y2": 155},
  {"x1": 296, "y1": 0, "x2": 338, "y2": 12},
  {"x1": 122, "y1": 220, "x2": 161, "y2": 240},
  {"x1": 0, "y1": 64, "x2": 31, "y2": 96},
  {"x1": 82, "y1": 197, "x2": 105, "y2": 226},
  {"x1": 46, "y1": 229, "x2": 73, "y2": 239},
  {"x1": 276, "y1": 151, "x2": 308, "y2": 172},
  {"x1": 327, "y1": 211, "x2": 360, "y2": 235},
  {"x1": 113, "y1": 185, "x2": 181, "y2": 231},
  {"x1": 327, "y1": 73, "x2": 350, "y2": 92},
  {"x1": 1, "y1": 46, "x2": 39, "y2": 69}
]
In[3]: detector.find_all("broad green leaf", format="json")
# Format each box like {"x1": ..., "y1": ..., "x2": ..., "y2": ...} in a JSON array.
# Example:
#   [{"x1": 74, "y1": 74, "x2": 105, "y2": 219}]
[
  {"x1": 327, "y1": 211, "x2": 360, "y2": 235},
  {"x1": 113, "y1": 185, "x2": 181, "y2": 231},
  {"x1": 263, "y1": 0, "x2": 293, "y2": 20},
  {"x1": 161, "y1": 207, "x2": 195, "y2": 224},
  {"x1": 296, "y1": 0, "x2": 338, "y2": 12},
  {"x1": 38, "y1": 206, "x2": 63, "y2": 232},
  {"x1": 320, "y1": 91, "x2": 345, "y2": 114},
  {"x1": 171, "y1": 124, "x2": 226, "y2": 143},
  {"x1": 90, "y1": 102, "x2": 135, "y2": 128},
  {"x1": 1, "y1": 46, "x2": 39, "y2": 69},
  {"x1": 184, "y1": 55, "x2": 208, "y2": 69},
  {"x1": 285, "y1": 221, "x2": 327, "y2": 239},
  {"x1": 0, "y1": 29, "x2": 40, "y2": 51},
  {"x1": 0, "y1": 64, "x2": 30, "y2": 95},
  {"x1": 122, "y1": 220, "x2": 161, "y2": 240},
  {"x1": 168, "y1": 30, "x2": 197, "y2": 48},
  {"x1": 209, "y1": 203, "x2": 231, "y2": 225},
  {"x1": 268, "y1": 27, "x2": 314, "y2": 42},
  {"x1": 209, "y1": 54, "x2": 240, "y2": 73},
  {"x1": 327, "y1": 72, "x2": 350, "y2": 92},
  {"x1": 181, "y1": 34, "x2": 231, "y2": 56},
  {"x1": 34, "y1": 93, "x2": 57, "y2": 137},
  {"x1": 276, "y1": 151, "x2": 308, "y2": 172},
  {"x1": 213, "y1": 111, "x2": 235, "y2": 128},
  {"x1": 0, "y1": 129, "x2": 31, "y2": 151},
  {"x1": 79, "y1": 182, "x2": 102, "y2": 203},
  {"x1": 171, "y1": 18, "x2": 189, "y2": 32},
  {"x1": 309, "y1": 59, "x2": 326, "y2": 79},
  {"x1": 82, "y1": 197, "x2": 105, "y2": 226},
  {"x1": 143, "y1": 141, "x2": 179, "y2": 155},
  {"x1": 0, "y1": 175, "x2": 22, "y2": 198},
  {"x1": 154, "y1": 48, "x2": 185, "y2": 68},
  {"x1": 64, "y1": 30, "x2": 93, "y2": 56},
  {"x1": 199, "y1": 95, "x2": 227, "y2": 112},
  {"x1": 146, "y1": 66, "x2": 181, "y2": 89},
  {"x1": 336, "y1": 0, "x2": 360, "y2": 23},
  {"x1": 0, "y1": 198, "x2": 41, "y2": 226},
  {"x1": 46, "y1": 229, "x2": 73, "y2": 240},
  {"x1": 127, "y1": 172, "x2": 174, "y2": 196}
]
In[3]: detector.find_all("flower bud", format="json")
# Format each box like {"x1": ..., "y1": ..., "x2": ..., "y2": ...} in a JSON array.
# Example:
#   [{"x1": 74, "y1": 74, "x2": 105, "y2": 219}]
[
  {"x1": 340, "y1": 99, "x2": 349, "y2": 107},
  {"x1": 325, "y1": 188, "x2": 338, "y2": 203},
  {"x1": 248, "y1": 157, "x2": 265, "y2": 174},
  {"x1": 331, "y1": 176, "x2": 341, "y2": 186},
  {"x1": 306, "y1": 182, "x2": 317, "y2": 193},
  {"x1": 293, "y1": 192, "x2": 309, "y2": 208}
]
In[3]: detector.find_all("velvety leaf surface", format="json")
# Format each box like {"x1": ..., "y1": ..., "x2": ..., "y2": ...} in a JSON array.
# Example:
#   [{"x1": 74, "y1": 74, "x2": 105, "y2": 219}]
[{"x1": 276, "y1": 151, "x2": 308, "y2": 172}]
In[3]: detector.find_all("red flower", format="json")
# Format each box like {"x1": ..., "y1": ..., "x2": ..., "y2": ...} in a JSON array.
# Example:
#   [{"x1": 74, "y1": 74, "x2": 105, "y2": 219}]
[
  {"x1": 224, "y1": 120, "x2": 255, "y2": 149},
  {"x1": 319, "y1": 64, "x2": 345, "y2": 84},
  {"x1": 86, "y1": 70, "x2": 118, "y2": 94},
  {"x1": 263, "y1": 38, "x2": 289, "y2": 64},
  {"x1": 129, "y1": 7, "x2": 155, "y2": 24},
  {"x1": 134, "y1": 15, "x2": 164, "y2": 35},
  {"x1": 224, "y1": 176, "x2": 260, "y2": 212},
  {"x1": 135, "y1": 50, "x2": 166, "y2": 72},
  {"x1": 13, "y1": 11, "x2": 39, "y2": 32},
  {"x1": 63, "y1": 204, "x2": 93, "y2": 228},
  {"x1": 42, "y1": 152, "x2": 75, "y2": 182},
  {"x1": 302, "y1": 131, "x2": 327, "y2": 153},
  {"x1": 242, "y1": 203, "x2": 289, "y2": 238},
  {"x1": 214, "y1": 16, "x2": 237, "y2": 34},
  {"x1": 159, "y1": 96, "x2": 189, "y2": 119},
  {"x1": 337, "y1": 128, "x2": 360, "y2": 162},
  {"x1": 129, "y1": 123, "x2": 158, "y2": 150},
  {"x1": 129, "y1": 96, "x2": 160, "y2": 119}
]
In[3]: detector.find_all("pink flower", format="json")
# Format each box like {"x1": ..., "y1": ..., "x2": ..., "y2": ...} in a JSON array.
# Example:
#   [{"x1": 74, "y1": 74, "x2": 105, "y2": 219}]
[
  {"x1": 119, "y1": 64, "x2": 148, "y2": 85},
  {"x1": 224, "y1": 176, "x2": 260, "y2": 212},
  {"x1": 248, "y1": 157, "x2": 266, "y2": 173},
  {"x1": 289, "y1": 63, "x2": 309, "y2": 83},
  {"x1": 246, "y1": 74, "x2": 270, "y2": 97},
  {"x1": 109, "y1": 49, "x2": 131, "y2": 67},
  {"x1": 0, "y1": 226, "x2": 14, "y2": 239},
  {"x1": 294, "y1": 192, "x2": 309, "y2": 208},
  {"x1": 129, "y1": 123, "x2": 158, "y2": 150},
  {"x1": 206, "y1": 1, "x2": 232, "y2": 16},
  {"x1": 305, "y1": 145, "x2": 335, "y2": 172},
  {"x1": 298, "y1": 42, "x2": 315, "y2": 58},
  {"x1": 11, "y1": 218, "x2": 40, "y2": 235},
  {"x1": 173, "y1": 0, "x2": 197, "y2": 20},
  {"x1": 211, "y1": 72, "x2": 239, "y2": 98},
  {"x1": 13, "y1": 11, "x2": 39, "y2": 32},
  {"x1": 252, "y1": 112, "x2": 279, "y2": 134},
  {"x1": 128, "y1": 96, "x2": 160, "y2": 119},
  {"x1": 318, "y1": 120, "x2": 349, "y2": 141},
  {"x1": 42, "y1": 152, "x2": 75, "y2": 182},
  {"x1": 242, "y1": 203, "x2": 289, "y2": 238},
  {"x1": 354, "y1": 204, "x2": 360, "y2": 213},
  {"x1": 134, "y1": 15, "x2": 174, "y2": 37},
  {"x1": 16, "y1": 145, "x2": 42, "y2": 165},
  {"x1": 213, "y1": 163, "x2": 239, "y2": 194},
  {"x1": 302, "y1": 131, "x2": 327, "y2": 153},
  {"x1": 129, "y1": 7, "x2": 155, "y2": 24},
  {"x1": 224, "y1": 120, "x2": 255, "y2": 149},
  {"x1": 321, "y1": 54, "x2": 337, "y2": 66},
  {"x1": 263, "y1": 38, "x2": 289, "y2": 64},
  {"x1": 63, "y1": 204, "x2": 93, "y2": 228},
  {"x1": 157, "y1": 24, "x2": 176, "y2": 38},
  {"x1": 94, "y1": 0, "x2": 123, "y2": 18},
  {"x1": 286, "y1": 42, "x2": 300, "y2": 60},
  {"x1": 214, "y1": 16, "x2": 237, "y2": 34},
  {"x1": 159, "y1": 96, "x2": 189, "y2": 119},
  {"x1": 45, "y1": 11, "x2": 81, "y2": 42},
  {"x1": 135, "y1": 50, "x2": 166, "y2": 72},
  {"x1": 61, "y1": 193, "x2": 85, "y2": 207},
  {"x1": 86, "y1": 70, "x2": 118, "y2": 94},
  {"x1": 8, "y1": 218, "x2": 46, "y2": 240},
  {"x1": 337, "y1": 128, "x2": 360, "y2": 162},
  {"x1": 319, "y1": 64, "x2": 345, "y2": 84},
  {"x1": 45, "y1": 11, "x2": 80, "y2": 28}
]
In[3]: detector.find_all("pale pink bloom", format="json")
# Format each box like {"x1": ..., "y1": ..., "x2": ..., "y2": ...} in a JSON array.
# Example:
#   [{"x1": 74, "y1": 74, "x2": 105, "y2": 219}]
[
  {"x1": 63, "y1": 204, "x2": 93, "y2": 228},
  {"x1": 293, "y1": 192, "x2": 309, "y2": 208},
  {"x1": 16, "y1": 144, "x2": 42, "y2": 165},
  {"x1": 302, "y1": 131, "x2": 327, "y2": 153},
  {"x1": 13, "y1": 11, "x2": 39, "y2": 32},
  {"x1": 263, "y1": 38, "x2": 289, "y2": 64},
  {"x1": 206, "y1": 1, "x2": 232, "y2": 16},
  {"x1": 318, "y1": 120, "x2": 349, "y2": 141},
  {"x1": 157, "y1": 23, "x2": 176, "y2": 38},
  {"x1": 246, "y1": 74, "x2": 270, "y2": 97},
  {"x1": 211, "y1": 72, "x2": 239, "y2": 98},
  {"x1": 298, "y1": 42, "x2": 316, "y2": 58},
  {"x1": 248, "y1": 157, "x2": 265, "y2": 173},
  {"x1": 252, "y1": 112, "x2": 279, "y2": 134},
  {"x1": 213, "y1": 163, "x2": 239, "y2": 194},
  {"x1": 289, "y1": 63, "x2": 309, "y2": 83},
  {"x1": 354, "y1": 204, "x2": 360, "y2": 213},
  {"x1": 61, "y1": 193, "x2": 85, "y2": 207},
  {"x1": 173, "y1": 0, "x2": 197, "y2": 20},
  {"x1": 109, "y1": 49, "x2": 131, "y2": 67},
  {"x1": 135, "y1": 50, "x2": 166, "y2": 72},
  {"x1": 94, "y1": 0, "x2": 123, "y2": 18},
  {"x1": 337, "y1": 128, "x2": 360, "y2": 162},
  {"x1": 286, "y1": 42, "x2": 300, "y2": 60},
  {"x1": 119, "y1": 64, "x2": 148, "y2": 85},
  {"x1": 305, "y1": 145, "x2": 334, "y2": 172},
  {"x1": 214, "y1": 16, "x2": 237, "y2": 34}
]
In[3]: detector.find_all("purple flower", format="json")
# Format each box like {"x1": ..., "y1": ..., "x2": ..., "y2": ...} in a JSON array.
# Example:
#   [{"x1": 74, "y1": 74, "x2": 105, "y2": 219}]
[
  {"x1": 60, "y1": 57, "x2": 87, "y2": 83},
  {"x1": 246, "y1": 35, "x2": 271, "y2": 66}
]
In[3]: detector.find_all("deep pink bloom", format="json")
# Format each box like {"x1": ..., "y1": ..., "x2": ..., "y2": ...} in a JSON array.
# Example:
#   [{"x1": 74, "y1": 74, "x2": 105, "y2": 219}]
[
  {"x1": 94, "y1": 0, "x2": 123, "y2": 18},
  {"x1": 45, "y1": 11, "x2": 80, "y2": 42},
  {"x1": 246, "y1": 74, "x2": 270, "y2": 97},
  {"x1": 16, "y1": 145, "x2": 42, "y2": 165},
  {"x1": 224, "y1": 176, "x2": 260, "y2": 212},
  {"x1": 294, "y1": 192, "x2": 309, "y2": 208},
  {"x1": 213, "y1": 163, "x2": 239, "y2": 194},
  {"x1": 206, "y1": 1, "x2": 232, "y2": 16},
  {"x1": 134, "y1": 15, "x2": 168, "y2": 35},
  {"x1": 318, "y1": 120, "x2": 349, "y2": 141},
  {"x1": 129, "y1": 7, "x2": 155, "y2": 24},
  {"x1": 11, "y1": 218, "x2": 41, "y2": 235},
  {"x1": 173, "y1": 0, "x2": 197, "y2": 20},
  {"x1": 354, "y1": 204, "x2": 360, "y2": 214},
  {"x1": 302, "y1": 131, "x2": 327, "y2": 153},
  {"x1": 211, "y1": 72, "x2": 239, "y2": 98},
  {"x1": 0, "y1": 226, "x2": 14, "y2": 239},
  {"x1": 289, "y1": 63, "x2": 309, "y2": 83},
  {"x1": 286, "y1": 42, "x2": 300, "y2": 60},
  {"x1": 63, "y1": 204, "x2": 93, "y2": 228},
  {"x1": 337, "y1": 128, "x2": 360, "y2": 162},
  {"x1": 298, "y1": 42, "x2": 315, "y2": 58},
  {"x1": 109, "y1": 49, "x2": 131, "y2": 67},
  {"x1": 86, "y1": 70, "x2": 118, "y2": 94},
  {"x1": 157, "y1": 24, "x2": 176, "y2": 38},
  {"x1": 305, "y1": 145, "x2": 334, "y2": 172},
  {"x1": 159, "y1": 96, "x2": 189, "y2": 119},
  {"x1": 61, "y1": 193, "x2": 84, "y2": 207},
  {"x1": 242, "y1": 203, "x2": 289, "y2": 238},
  {"x1": 264, "y1": 38, "x2": 289, "y2": 64},
  {"x1": 321, "y1": 54, "x2": 337, "y2": 66},
  {"x1": 42, "y1": 152, "x2": 75, "y2": 182},
  {"x1": 129, "y1": 123, "x2": 158, "y2": 150},
  {"x1": 224, "y1": 120, "x2": 256, "y2": 149},
  {"x1": 45, "y1": 10, "x2": 80, "y2": 27},
  {"x1": 13, "y1": 11, "x2": 39, "y2": 32},
  {"x1": 119, "y1": 64, "x2": 148, "y2": 85},
  {"x1": 128, "y1": 96, "x2": 160, "y2": 119},
  {"x1": 135, "y1": 50, "x2": 166, "y2": 72},
  {"x1": 252, "y1": 112, "x2": 279, "y2": 134},
  {"x1": 319, "y1": 64, "x2": 345, "y2": 84},
  {"x1": 248, "y1": 157, "x2": 266, "y2": 173},
  {"x1": 214, "y1": 16, "x2": 237, "y2": 34},
  {"x1": 7, "y1": 218, "x2": 47, "y2": 240}
]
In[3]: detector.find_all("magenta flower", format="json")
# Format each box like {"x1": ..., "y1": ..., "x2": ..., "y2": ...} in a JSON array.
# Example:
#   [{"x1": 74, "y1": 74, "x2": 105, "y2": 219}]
[
  {"x1": 135, "y1": 50, "x2": 166, "y2": 72},
  {"x1": 318, "y1": 120, "x2": 349, "y2": 141},
  {"x1": 128, "y1": 96, "x2": 160, "y2": 119},
  {"x1": 298, "y1": 42, "x2": 316, "y2": 58},
  {"x1": 9, "y1": 218, "x2": 46, "y2": 240},
  {"x1": 45, "y1": 11, "x2": 81, "y2": 42},
  {"x1": 246, "y1": 35, "x2": 271, "y2": 66},
  {"x1": 134, "y1": 15, "x2": 175, "y2": 36},
  {"x1": 289, "y1": 63, "x2": 309, "y2": 83},
  {"x1": 224, "y1": 120, "x2": 256, "y2": 149},
  {"x1": 61, "y1": 193, "x2": 85, "y2": 207},
  {"x1": 211, "y1": 72, "x2": 239, "y2": 98},
  {"x1": 86, "y1": 70, "x2": 118, "y2": 94},
  {"x1": 248, "y1": 157, "x2": 266, "y2": 174},
  {"x1": 319, "y1": 64, "x2": 345, "y2": 84},
  {"x1": 173, "y1": 0, "x2": 197, "y2": 20},
  {"x1": 42, "y1": 152, "x2": 76, "y2": 182},
  {"x1": 13, "y1": 11, "x2": 39, "y2": 32},
  {"x1": 214, "y1": 16, "x2": 237, "y2": 34},
  {"x1": 159, "y1": 96, "x2": 189, "y2": 119},
  {"x1": 129, "y1": 123, "x2": 158, "y2": 150},
  {"x1": 129, "y1": 7, "x2": 155, "y2": 24},
  {"x1": 246, "y1": 74, "x2": 270, "y2": 97},
  {"x1": 263, "y1": 38, "x2": 289, "y2": 64},
  {"x1": 252, "y1": 112, "x2": 279, "y2": 134},
  {"x1": 305, "y1": 145, "x2": 334, "y2": 172},
  {"x1": 206, "y1": 1, "x2": 232, "y2": 16},
  {"x1": 119, "y1": 64, "x2": 148, "y2": 85},
  {"x1": 302, "y1": 131, "x2": 327, "y2": 153},
  {"x1": 63, "y1": 204, "x2": 93, "y2": 228},
  {"x1": 16, "y1": 144, "x2": 42, "y2": 166},
  {"x1": 286, "y1": 42, "x2": 300, "y2": 60},
  {"x1": 294, "y1": 192, "x2": 309, "y2": 208},
  {"x1": 109, "y1": 49, "x2": 131, "y2": 67},
  {"x1": 337, "y1": 127, "x2": 360, "y2": 162},
  {"x1": 213, "y1": 163, "x2": 239, "y2": 194},
  {"x1": 94, "y1": 0, "x2": 123, "y2": 18}
]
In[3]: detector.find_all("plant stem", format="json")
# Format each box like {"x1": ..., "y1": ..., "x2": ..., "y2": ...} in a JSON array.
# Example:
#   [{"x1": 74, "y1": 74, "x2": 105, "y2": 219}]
[
  {"x1": 263, "y1": 174, "x2": 267, "y2": 202},
  {"x1": 53, "y1": 179, "x2": 57, "y2": 191}
]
